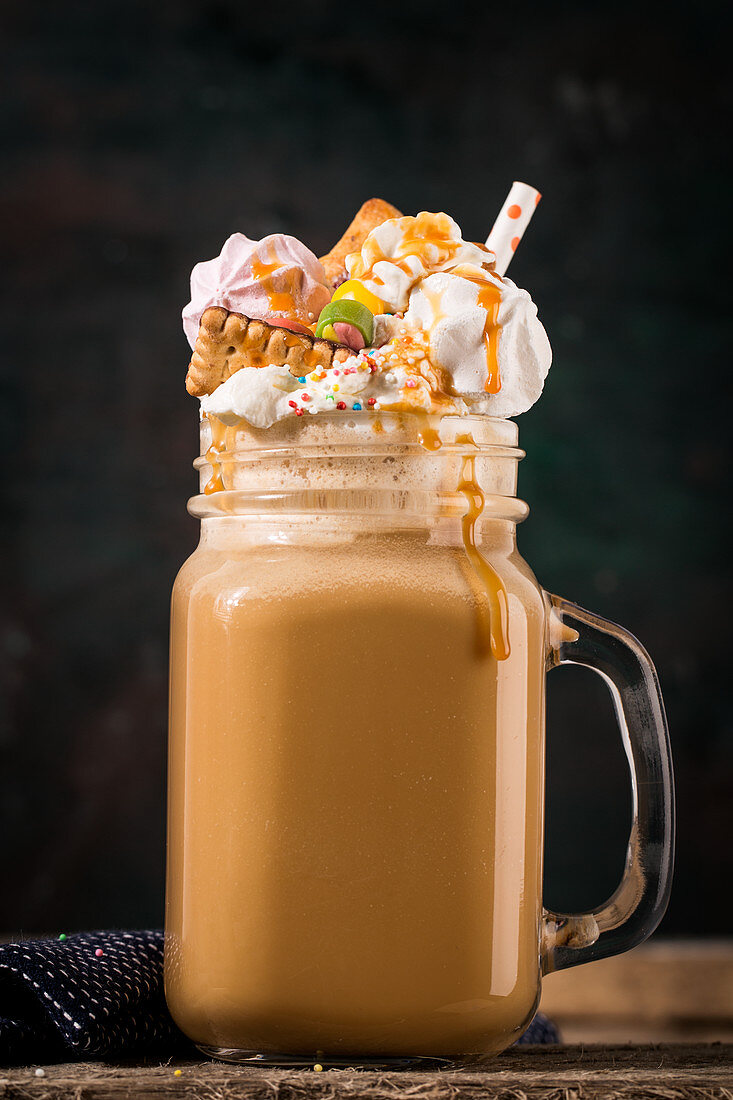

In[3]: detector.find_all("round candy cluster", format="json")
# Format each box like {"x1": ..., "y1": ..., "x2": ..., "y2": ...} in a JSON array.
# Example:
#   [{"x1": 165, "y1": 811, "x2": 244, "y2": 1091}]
[{"x1": 315, "y1": 279, "x2": 387, "y2": 351}]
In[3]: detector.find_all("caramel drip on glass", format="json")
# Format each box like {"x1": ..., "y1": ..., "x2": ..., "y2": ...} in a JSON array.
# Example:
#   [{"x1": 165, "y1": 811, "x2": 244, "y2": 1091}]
[
  {"x1": 415, "y1": 410, "x2": 442, "y2": 451},
  {"x1": 204, "y1": 415, "x2": 228, "y2": 495},
  {"x1": 455, "y1": 433, "x2": 511, "y2": 661},
  {"x1": 413, "y1": 423, "x2": 510, "y2": 661}
]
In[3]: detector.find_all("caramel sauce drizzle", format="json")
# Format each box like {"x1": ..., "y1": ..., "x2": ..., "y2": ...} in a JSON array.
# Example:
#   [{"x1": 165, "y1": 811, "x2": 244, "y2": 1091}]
[
  {"x1": 280, "y1": 330, "x2": 321, "y2": 369},
  {"x1": 350, "y1": 213, "x2": 503, "y2": 394},
  {"x1": 421, "y1": 285, "x2": 446, "y2": 326},
  {"x1": 250, "y1": 241, "x2": 281, "y2": 281},
  {"x1": 476, "y1": 282, "x2": 501, "y2": 394},
  {"x1": 250, "y1": 240, "x2": 303, "y2": 322},
  {"x1": 351, "y1": 212, "x2": 490, "y2": 285},
  {"x1": 450, "y1": 265, "x2": 502, "y2": 394}
]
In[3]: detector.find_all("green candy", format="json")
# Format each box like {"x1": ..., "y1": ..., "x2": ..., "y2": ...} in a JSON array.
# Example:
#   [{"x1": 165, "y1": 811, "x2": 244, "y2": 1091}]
[{"x1": 315, "y1": 299, "x2": 374, "y2": 346}]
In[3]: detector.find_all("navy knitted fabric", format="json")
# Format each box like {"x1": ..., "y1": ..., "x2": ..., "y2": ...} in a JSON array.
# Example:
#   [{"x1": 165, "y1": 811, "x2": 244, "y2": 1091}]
[
  {"x1": 518, "y1": 1012, "x2": 560, "y2": 1045},
  {"x1": 0, "y1": 930, "x2": 557, "y2": 1062},
  {"x1": 0, "y1": 931, "x2": 188, "y2": 1062}
]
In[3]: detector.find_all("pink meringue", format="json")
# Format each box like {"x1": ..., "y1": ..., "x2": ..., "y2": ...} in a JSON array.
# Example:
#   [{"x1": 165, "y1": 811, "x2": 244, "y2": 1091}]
[{"x1": 182, "y1": 233, "x2": 332, "y2": 348}]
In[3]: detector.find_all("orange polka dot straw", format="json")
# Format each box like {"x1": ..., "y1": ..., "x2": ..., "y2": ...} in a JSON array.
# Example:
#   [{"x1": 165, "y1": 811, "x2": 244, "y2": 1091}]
[{"x1": 486, "y1": 181, "x2": 542, "y2": 276}]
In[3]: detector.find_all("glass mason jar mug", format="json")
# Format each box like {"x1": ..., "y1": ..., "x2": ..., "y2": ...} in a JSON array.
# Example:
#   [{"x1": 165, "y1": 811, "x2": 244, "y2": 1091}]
[{"x1": 165, "y1": 413, "x2": 674, "y2": 1066}]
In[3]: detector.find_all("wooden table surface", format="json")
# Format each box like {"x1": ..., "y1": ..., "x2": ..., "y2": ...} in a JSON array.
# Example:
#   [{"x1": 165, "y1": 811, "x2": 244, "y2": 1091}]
[{"x1": 1, "y1": 1045, "x2": 731, "y2": 1100}]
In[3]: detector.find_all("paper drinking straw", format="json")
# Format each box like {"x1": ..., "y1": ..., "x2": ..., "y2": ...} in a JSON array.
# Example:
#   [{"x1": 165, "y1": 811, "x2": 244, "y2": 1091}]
[{"x1": 486, "y1": 182, "x2": 542, "y2": 276}]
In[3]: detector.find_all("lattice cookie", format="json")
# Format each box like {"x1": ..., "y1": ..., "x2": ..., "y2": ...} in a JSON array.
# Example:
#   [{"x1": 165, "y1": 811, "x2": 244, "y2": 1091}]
[{"x1": 186, "y1": 307, "x2": 350, "y2": 397}]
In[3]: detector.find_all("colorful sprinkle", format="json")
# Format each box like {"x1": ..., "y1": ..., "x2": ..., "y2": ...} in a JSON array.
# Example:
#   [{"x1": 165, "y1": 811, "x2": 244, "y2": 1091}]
[
  {"x1": 405, "y1": 380, "x2": 417, "y2": 389},
  {"x1": 314, "y1": 1064, "x2": 324, "y2": 1073},
  {"x1": 336, "y1": 401, "x2": 347, "y2": 410},
  {"x1": 333, "y1": 384, "x2": 340, "y2": 391},
  {"x1": 295, "y1": 408, "x2": 304, "y2": 416},
  {"x1": 95, "y1": 948, "x2": 104, "y2": 957},
  {"x1": 297, "y1": 376, "x2": 306, "y2": 383},
  {"x1": 333, "y1": 369, "x2": 340, "y2": 376},
  {"x1": 58, "y1": 933, "x2": 67, "y2": 942},
  {"x1": 174, "y1": 1070, "x2": 183, "y2": 1077},
  {"x1": 327, "y1": 394, "x2": 335, "y2": 401},
  {"x1": 301, "y1": 393, "x2": 311, "y2": 401},
  {"x1": 367, "y1": 397, "x2": 377, "y2": 407},
  {"x1": 353, "y1": 402, "x2": 362, "y2": 411},
  {"x1": 288, "y1": 400, "x2": 298, "y2": 409}
]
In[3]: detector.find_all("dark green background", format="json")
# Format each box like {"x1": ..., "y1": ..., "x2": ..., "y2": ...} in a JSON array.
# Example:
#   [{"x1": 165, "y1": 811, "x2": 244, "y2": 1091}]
[{"x1": 1, "y1": 0, "x2": 730, "y2": 934}]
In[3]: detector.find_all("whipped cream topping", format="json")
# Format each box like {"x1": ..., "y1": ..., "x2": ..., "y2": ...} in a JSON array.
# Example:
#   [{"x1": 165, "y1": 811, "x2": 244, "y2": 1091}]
[
  {"x1": 346, "y1": 212, "x2": 493, "y2": 313},
  {"x1": 187, "y1": 208, "x2": 553, "y2": 428},
  {"x1": 404, "y1": 271, "x2": 552, "y2": 416},
  {"x1": 182, "y1": 233, "x2": 331, "y2": 348},
  {"x1": 200, "y1": 350, "x2": 466, "y2": 430}
]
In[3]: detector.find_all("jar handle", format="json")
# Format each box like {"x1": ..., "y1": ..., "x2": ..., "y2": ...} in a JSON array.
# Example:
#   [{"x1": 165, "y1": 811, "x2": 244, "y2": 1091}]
[{"x1": 540, "y1": 593, "x2": 675, "y2": 974}]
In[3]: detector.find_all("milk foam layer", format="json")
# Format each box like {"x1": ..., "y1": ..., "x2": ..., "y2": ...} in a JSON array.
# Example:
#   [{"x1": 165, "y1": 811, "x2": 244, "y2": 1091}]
[{"x1": 196, "y1": 413, "x2": 524, "y2": 503}]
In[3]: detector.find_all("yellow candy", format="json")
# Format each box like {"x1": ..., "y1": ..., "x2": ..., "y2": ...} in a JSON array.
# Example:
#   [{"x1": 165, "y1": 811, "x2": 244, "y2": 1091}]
[
  {"x1": 332, "y1": 280, "x2": 386, "y2": 316},
  {"x1": 321, "y1": 323, "x2": 338, "y2": 341}
]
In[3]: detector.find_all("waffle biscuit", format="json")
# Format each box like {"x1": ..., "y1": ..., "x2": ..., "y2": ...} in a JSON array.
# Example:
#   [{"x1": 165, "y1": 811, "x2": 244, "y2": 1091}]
[
  {"x1": 186, "y1": 307, "x2": 349, "y2": 397},
  {"x1": 319, "y1": 198, "x2": 402, "y2": 287}
]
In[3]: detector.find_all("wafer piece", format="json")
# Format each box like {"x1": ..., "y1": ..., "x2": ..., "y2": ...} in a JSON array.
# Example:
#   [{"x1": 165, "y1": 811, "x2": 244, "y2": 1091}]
[
  {"x1": 186, "y1": 308, "x2": 348, "y2": 396},
  {"x1": 319, "y1": 198, "x2": 402, "y2": 287}
]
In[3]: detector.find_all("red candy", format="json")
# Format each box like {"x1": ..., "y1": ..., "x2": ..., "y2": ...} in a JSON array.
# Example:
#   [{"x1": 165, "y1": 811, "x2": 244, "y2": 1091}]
[
  {"x1": 336, "y1": 401, "x2": 347, "y2": 410},
  {"x1": 333, "y1": 321, "x2": 366, "y2": 351},
  {"x1": 267, "y1": 317, "x2": 313, "y2": 336}
]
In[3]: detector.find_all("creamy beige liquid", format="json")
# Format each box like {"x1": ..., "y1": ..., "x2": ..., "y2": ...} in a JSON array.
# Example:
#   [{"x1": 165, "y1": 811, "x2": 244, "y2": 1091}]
[{"x1": 165, "y1": 514, "x2": 547, "y2": 1060}]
